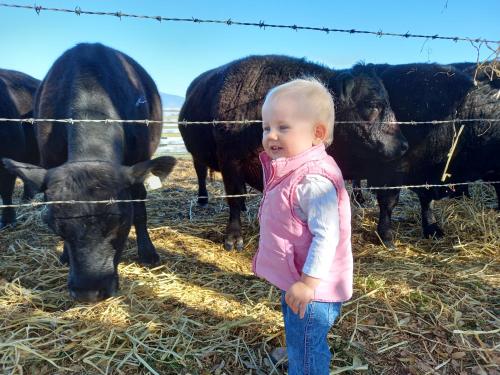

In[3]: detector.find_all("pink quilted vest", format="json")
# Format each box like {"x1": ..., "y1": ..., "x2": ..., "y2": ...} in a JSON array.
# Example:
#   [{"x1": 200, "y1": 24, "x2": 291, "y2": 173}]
[{"x1": 252, "y1": 144, "x2": 353, "y2": 302}]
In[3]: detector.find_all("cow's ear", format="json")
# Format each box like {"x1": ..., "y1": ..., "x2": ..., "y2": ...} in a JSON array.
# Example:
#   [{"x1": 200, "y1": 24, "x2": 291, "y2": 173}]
[
  {"x1": 2, "y1": 158, "x2": 47, "y2": 192},
  {"x1": 124, "y1": 156, "x2": 177, "y2": 186},
  {"x1": 333, "y1": 72, "x2": 356, "y2": 104}
]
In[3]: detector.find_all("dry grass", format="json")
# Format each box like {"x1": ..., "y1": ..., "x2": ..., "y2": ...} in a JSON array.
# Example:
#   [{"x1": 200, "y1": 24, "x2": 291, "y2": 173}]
[{"x1": 0, "y1": 159, "x2": 498, "y2": 374}]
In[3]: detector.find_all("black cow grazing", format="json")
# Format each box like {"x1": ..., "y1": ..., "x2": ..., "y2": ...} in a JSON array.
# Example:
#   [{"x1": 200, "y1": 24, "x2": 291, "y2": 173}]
[
  {"x1": 0, "y1": 69, "x2": 40, "y2": 228},
  {"x1": 3, "y1": 43, "x2": 176, "y2": 302},
  {"x1": 179, "y1": 55, "x2": 408, "y2": 250},
  {"x1": 364, "y1": 63, "x2": 500, "y2": 247}
]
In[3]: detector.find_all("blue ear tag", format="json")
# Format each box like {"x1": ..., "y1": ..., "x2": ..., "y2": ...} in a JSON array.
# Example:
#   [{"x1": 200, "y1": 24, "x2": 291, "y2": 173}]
[{"x1": 135, "y1": 96, "x2": 147, "y2": 106}]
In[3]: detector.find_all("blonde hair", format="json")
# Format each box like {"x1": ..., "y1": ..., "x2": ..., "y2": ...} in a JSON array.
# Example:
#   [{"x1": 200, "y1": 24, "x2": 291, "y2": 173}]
[{"x1": 263, "y1": 77, "x2": 335, "y2": 145}]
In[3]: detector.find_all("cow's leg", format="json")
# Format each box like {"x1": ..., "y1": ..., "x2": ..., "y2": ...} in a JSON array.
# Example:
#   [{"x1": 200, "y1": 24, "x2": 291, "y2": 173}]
[
  {"x1": 0, "y1": 169, "x2": 17, "y2": 228},
  {"x1": 376, "y1": 188, "x2": 401, "y2": 248},
  {"x1": 194, "y1": 159, "x2": 209, "y2": 207},
  {"x1": 240, "y1": 185, "x2": 248, "y2": 212},
  {"x1": 352, "y1": 179, "x2": 366, "y2": 205},
  {"x1": 60, "y1": 242, "x2": 70, "y2": 265},
  {"x1": 221, "y1": 161, "x2": 246, "y2": 251},
  {"x1": 131, "y1": 183, "x2": 160, "y2": 265},
  {"x1": 417, "y1": 190, "x2": 444, "y2": 238},
  {"x1": 21, "y1": 181, "x2": 37, "y2": 202}
]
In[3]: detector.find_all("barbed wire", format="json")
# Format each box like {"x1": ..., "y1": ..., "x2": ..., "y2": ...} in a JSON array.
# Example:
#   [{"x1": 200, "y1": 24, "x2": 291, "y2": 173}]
[
  {"x1": 0, "y1": 3, "x2": 498, "y2": 44},
  {"x1": 1, "y1": 181, "x2": 498, "y2": 209},
  {"x1": 0, "y1": 193, "x2": 261, "y2": 209},
  {"x1": 351, "y1": 180, "x2": 500, "y2": 191},
  {"x1": 1, "y1": 117, "x2": 499, "y2": 126}
]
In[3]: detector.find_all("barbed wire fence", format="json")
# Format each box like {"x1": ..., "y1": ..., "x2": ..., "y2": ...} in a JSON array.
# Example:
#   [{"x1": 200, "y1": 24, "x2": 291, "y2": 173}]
[
  {"x1": 1, "y1": 114, "x2": 500, "y2": 209},
  {"x1": 1, "y1": 117, "x2": 500, "y2": 126},
  {"x1": 1, "y1": 2, "x2": 499, "y2": 76},
  {"x1": 0, "y1": 180, "x2": 499, "y2": 210},
  {"x1": 0, "y1": 2, "x2": 498, "y2": 211},
  {"x1": 0, "y1": 3, "x2": 498, "y2": 44}
]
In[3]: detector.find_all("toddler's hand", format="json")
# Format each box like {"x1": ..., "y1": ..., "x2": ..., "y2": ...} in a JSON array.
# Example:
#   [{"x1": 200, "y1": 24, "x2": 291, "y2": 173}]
[{"x1": 285, "y1": 281, "x2": 315, "y2": 319}]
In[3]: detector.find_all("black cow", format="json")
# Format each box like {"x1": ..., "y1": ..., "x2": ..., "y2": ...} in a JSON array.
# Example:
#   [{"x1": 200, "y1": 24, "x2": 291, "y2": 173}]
[
  {"x1": 0, "y1": 69, "x2": 40, "y2": 228},
  {"x1": 179, "y1": 55, "x2": 408, "y2": 250},
  {"x1": 352, "y1": 61, "x2": 500, "y2": 205},
  {"x1": 3, "y1": 43, "x2": 176, "y2": 302},
  {"x1": 364, "y1": 63, "x2": 500, "y2": 247}
]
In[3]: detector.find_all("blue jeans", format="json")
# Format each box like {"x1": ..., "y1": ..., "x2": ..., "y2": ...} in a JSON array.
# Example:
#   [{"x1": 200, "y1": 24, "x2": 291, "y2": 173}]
[{"x1": 281, "y1": 292, "x2": 342, "y2": 375}]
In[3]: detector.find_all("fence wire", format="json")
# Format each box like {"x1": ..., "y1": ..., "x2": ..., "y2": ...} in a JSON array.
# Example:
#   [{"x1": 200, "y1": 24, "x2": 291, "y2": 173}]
[
  {"x1": 1, "y1": 181, "x2": 498, "y2": 209},
  {"x1": 0, "y1": 3, "x2": 498, "y2": 44},
  {"x1": 1, "y1": 117, "x2": 500, "y2": 126}
]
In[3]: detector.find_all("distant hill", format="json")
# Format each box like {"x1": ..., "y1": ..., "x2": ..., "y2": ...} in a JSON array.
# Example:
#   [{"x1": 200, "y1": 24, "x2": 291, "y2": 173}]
[{"x1": 160, "y1": 93, "x2": 184, "y2": 109}]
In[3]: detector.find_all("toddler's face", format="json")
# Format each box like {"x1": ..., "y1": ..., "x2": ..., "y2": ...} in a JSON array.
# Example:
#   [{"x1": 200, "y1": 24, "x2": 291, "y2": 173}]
[{"x1": 262, "y1": 94, "x2": 320, "y2": 160}]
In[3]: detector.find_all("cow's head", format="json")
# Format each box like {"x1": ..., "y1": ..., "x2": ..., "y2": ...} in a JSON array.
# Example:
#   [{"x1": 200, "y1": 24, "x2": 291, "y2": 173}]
[
  {"x1": 3, "y1": 156, "x2": 176, "y2": 302},
  {"x1": 329, "y1": 66, "x2": 408, "y2": 164}
]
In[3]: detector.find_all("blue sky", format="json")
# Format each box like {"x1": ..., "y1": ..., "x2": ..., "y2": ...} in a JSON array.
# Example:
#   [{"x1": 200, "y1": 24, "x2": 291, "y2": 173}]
[{"x1": 2, "y1": 0, "x2": 499, "y2": 97}]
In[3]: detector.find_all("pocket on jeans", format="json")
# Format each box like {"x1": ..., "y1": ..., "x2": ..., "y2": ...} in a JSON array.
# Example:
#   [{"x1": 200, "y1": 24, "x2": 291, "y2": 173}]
[{"x1": 328, "y1": 302, "x2": 342, "y2": 326}]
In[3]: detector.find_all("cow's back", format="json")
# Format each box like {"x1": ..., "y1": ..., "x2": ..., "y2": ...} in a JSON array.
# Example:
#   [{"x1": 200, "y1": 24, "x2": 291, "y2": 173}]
[
  {"x1": 0, "y1": 69, "x2": 39, "y2": 116},
  {"x1": 215, "y1": 55, "x2": 330, "y2": 124},
  {"x1": 35, "y1": 43, "x2": 162, "y2": 168},
  {"x1": 179, "y1": 55, "x2": 331, "y2": 174}
]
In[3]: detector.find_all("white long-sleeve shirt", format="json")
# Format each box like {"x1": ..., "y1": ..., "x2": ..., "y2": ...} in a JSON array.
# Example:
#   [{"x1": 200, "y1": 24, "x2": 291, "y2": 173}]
[{"x1": 293, "y1": 174, "x2": 340, "y2": 279}]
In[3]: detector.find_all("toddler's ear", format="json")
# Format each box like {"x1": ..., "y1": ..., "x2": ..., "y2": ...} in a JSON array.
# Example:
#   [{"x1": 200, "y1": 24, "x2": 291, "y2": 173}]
[{"x1": 313, "y1": 123, "x2": 327, "y2": 144}]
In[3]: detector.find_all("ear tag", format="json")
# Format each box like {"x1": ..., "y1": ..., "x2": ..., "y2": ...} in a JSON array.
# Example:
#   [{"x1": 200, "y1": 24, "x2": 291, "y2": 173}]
[
  {"x1": 144, "y1": 174, "x2": 162, "y2": 191},
  {"x1": 135, "y1": 96, "x2": 147, "y2": 106}
]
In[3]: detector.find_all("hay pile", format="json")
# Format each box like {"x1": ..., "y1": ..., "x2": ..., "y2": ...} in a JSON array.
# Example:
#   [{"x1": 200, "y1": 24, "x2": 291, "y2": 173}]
[{"x1": 0, "y1": 159, "x2": 498, "y2": 374}]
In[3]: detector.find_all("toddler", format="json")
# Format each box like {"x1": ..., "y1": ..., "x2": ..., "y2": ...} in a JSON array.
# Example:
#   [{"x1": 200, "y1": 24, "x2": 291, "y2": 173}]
[{"x1": 252, "y1": 78, "x2": 353, "y2": 374}]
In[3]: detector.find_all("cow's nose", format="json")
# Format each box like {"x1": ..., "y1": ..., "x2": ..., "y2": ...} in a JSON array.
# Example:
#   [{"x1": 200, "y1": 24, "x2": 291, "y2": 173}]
[{"x1": 69, "y1": 288, "x2": 111, "y2": 302}]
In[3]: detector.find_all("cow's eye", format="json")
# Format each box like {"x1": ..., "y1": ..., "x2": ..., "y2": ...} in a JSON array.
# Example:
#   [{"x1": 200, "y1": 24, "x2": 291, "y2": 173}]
[{"x1": 366, "y1": 106, "x2": 380, "y2": 122}]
